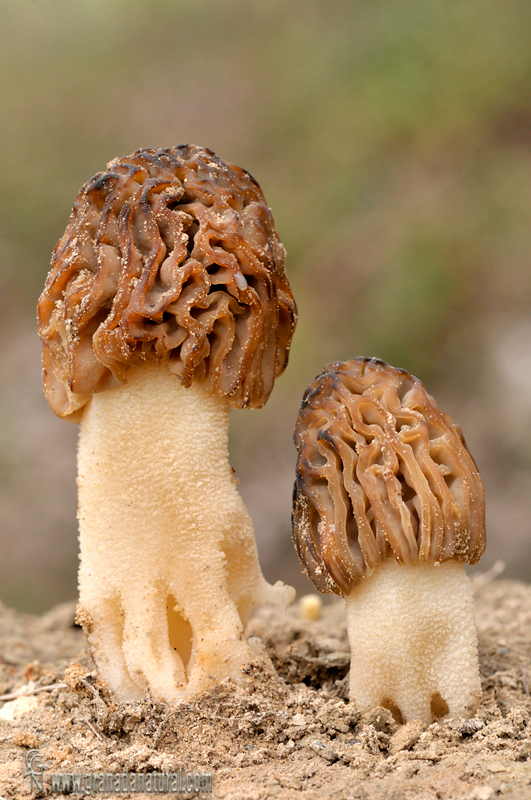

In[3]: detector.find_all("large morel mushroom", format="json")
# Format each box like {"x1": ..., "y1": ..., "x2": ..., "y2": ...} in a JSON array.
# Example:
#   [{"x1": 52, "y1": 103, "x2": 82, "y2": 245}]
[
  {"x1": 38, "y1": 145, "x2": 297, "y2": 702},
  {"x1": 293, "y1": 357, "x2": 486, "y2": 724}
]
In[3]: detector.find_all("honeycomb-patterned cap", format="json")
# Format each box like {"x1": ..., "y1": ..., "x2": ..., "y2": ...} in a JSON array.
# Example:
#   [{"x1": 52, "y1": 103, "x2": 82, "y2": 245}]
[
  {"x1": 38, "y1": 145, "x2": 297, "y2": 420},
  {"x1": 293, "y1": 358, "x2": 486, "y2": 595}
]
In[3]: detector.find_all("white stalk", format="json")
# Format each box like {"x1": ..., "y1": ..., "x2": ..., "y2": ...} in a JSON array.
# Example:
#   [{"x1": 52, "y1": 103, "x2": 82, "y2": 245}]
[
  {"x1": 345, "y1": 559, "x2": 481, "y2": 724},
  {"x1": 76, "y1": 362, "x2": 293, "y2": 702}
]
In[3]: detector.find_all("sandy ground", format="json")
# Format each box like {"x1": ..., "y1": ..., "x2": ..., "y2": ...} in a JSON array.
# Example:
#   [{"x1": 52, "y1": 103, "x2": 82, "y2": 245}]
[{"x1": 1, "y1": 574, "x2": 531, "y2": 800}]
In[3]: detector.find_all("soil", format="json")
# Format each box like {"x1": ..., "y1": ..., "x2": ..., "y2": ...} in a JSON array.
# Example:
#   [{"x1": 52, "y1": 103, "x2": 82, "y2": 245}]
[{"x1": 1, "y1": 575, "x2": 531, "y2": 800}]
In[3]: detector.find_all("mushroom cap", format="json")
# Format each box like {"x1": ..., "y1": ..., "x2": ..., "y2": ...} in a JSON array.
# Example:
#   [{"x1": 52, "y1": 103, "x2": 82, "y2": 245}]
[
  {"x1": 38, "y1": 145, "x2": 297, "y2": 420},
  {"x1": 292, "y1": 358, "x2": 486, "y2": 595}
]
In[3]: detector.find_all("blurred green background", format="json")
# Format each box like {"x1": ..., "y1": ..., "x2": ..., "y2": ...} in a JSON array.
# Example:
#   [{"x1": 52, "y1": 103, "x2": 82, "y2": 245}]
[{"x1": 1, "y1": 0, "x2": 531, "y2": 612}]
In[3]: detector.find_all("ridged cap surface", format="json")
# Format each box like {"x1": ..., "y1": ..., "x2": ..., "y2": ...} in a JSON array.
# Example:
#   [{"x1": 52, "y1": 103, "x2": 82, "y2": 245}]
[
  {"x1": 293, "y1": 358, "x2": 486, "y2": 594},
  {"x1": 38, "y1": 145, "x2": 297, "y2": 420}
]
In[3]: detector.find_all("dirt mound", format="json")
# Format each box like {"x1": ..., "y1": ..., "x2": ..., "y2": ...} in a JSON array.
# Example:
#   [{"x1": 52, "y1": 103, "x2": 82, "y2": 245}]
[{"x1": 1, "y1": 578, "x2": 531, "y2": 799}]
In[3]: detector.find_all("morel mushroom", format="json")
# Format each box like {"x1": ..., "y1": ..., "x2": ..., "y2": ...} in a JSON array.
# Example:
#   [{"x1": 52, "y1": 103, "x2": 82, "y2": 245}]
[
  {"x1": 293, "y1": 358, "x2": 486, "y2": 723},
  {"x1": 38, "y1": 145, "x2": 297, "y2": 702}
]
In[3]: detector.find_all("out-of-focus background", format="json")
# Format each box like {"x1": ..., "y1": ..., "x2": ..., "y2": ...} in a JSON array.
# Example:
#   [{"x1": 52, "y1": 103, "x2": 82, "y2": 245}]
[{"x1": 1, "y1": 0, "x2": 531, "y2": 613}]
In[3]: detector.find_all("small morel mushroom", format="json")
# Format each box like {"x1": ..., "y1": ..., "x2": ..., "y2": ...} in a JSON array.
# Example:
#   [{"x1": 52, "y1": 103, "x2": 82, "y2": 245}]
[
  {"x1": 293, "y1": 358, "x2": 486, "y2": 724},
  {"x1": 38, "y1": 145, "x2": 297, "y2": 702}
]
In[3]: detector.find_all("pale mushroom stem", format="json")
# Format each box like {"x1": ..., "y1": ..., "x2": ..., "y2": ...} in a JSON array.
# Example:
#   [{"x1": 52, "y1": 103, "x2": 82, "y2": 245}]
[
  {"x1": 344, "y1": 559, "x2": 481, "y2": 724},
  {"x1": 76, "y1": 362, "x2": 293, "y2": 702}
]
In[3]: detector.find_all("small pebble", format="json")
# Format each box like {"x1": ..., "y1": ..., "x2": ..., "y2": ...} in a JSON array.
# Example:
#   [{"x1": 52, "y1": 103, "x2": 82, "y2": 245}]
[
  {"x1": 388, "y1": 720, "x2": 425, "y2": 755},
  {"x1": 12, "y1": 731, "x2": 39, "y2": 749},
  {"x1": 291, "y1": 713, "x2": 307, "y2": 727},
  {"x1": 299, "y1": 595, "x2": 323, "y2": 621},
  {"x1": 459, "y1": 718, "x2": 485, "y2": 738}
]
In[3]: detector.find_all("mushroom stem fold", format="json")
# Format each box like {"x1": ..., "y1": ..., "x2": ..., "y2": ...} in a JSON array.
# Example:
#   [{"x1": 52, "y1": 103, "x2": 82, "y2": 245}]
[
  {"x1": 344, "y1": 559, "x2": 481, "y2": 724},
  {"x1": 76, "y1": 363, "x2": 293, "y2": 702}
]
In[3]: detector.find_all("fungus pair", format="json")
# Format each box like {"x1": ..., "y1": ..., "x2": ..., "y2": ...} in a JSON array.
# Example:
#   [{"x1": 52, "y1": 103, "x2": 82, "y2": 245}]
[
  {"x1": 38, "y1": 145, "x2": 296, "y2": 701},
  {"x1": 38, "y1": 146, "x2": 486, "y2": 723}
]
